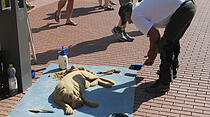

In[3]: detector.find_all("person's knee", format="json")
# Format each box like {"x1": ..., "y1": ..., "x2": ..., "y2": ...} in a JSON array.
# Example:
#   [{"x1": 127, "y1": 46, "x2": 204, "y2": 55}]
[
  {"x1": 159, "y1": 38, "x2": 174, "y2": 60},
  {"x1": 157, "y1": 37, "x2": 167, "y2": 55}
]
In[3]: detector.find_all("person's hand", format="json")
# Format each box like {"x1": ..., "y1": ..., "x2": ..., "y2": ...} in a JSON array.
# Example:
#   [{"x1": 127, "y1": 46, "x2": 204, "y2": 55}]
[{"x1": 144, "y1": 48, "x2": 157, "y2": 66}]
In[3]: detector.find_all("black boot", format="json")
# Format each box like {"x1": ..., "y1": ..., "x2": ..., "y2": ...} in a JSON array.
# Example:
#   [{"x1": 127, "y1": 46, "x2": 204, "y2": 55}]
[{"x1": 145, "y1": 79, "x2": 170, "y2": 93}]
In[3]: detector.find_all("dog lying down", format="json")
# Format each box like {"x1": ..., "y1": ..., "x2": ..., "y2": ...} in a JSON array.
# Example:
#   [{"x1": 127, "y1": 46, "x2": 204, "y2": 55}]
[{"x1": 53, "y1": 65, "x2": 116, "y2": 115}]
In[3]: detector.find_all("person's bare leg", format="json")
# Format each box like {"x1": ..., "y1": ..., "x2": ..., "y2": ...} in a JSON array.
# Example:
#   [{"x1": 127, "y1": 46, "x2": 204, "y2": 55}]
[
  {"x1": 104, "y1": 0, "x2": 114, "y2": 10},
  {"x1": 98, "y1": 0, "x2": 104, "y2": 9},
  {"x1": 117, "y1": 19, "x2": 126, "y2": 30},
  {"x1": 119, "y1": 20, "x2": 134, "y2": 41},
  {"x1": 112, "y1": 19, "x2": 127, "y2": 41},
  {"x1": 117, "y1": 19, "x2": 122, "y2": 27},
  {"x1": 112, "y1": 19, "x2": 134, "y2": 42},
  {"x1": 56, "y1": 0, "x2": 67, "y2": 17},
  {"x1": 109, "y1": 0, "x2": 116, "y2": 5},
  {"x1": 98, "y1": 0, "x2": 102, "y2": 6},
  {"x1": 66, "y1": 0, "x2": 77, "y2": 25},
  {"x1": 104, "y1": 0, "x2": 109, "y2": 7}
]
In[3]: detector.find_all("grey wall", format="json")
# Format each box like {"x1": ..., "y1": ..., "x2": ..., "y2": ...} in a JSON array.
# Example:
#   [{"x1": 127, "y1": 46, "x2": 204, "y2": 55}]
[{"x1": 0, "y1": 0, "x2": 32, "y2": 92}]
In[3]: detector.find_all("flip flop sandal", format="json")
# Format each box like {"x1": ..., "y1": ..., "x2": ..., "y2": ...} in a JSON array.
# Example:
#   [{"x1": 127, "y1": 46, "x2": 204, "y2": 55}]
[
  {"x1": 98, "y1": 5, "x2": 104, "y2": 9},
  {"x1": 65, "y1": 22, "x2": 78, "y2": 26},
  {"x1": 54, "y1": 11, "x2": 60, "y2": 23}
]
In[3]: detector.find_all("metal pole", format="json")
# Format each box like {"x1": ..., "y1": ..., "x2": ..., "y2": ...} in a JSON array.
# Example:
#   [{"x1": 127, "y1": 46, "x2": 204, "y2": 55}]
[{"x1": 26, "y1": 16, "x2": 37, "y2": 64}]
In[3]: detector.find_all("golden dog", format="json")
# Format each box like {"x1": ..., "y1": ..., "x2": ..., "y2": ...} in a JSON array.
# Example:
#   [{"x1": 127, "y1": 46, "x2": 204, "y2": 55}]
[{"x1": 53, "y1": 65, "x2": 115, "y2": 115}]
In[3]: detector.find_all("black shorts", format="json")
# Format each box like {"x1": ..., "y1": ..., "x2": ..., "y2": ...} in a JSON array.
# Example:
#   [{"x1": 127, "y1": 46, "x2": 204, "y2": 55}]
[{"x1": 119, "y1": 0, "x2": 133, "y2": 6}]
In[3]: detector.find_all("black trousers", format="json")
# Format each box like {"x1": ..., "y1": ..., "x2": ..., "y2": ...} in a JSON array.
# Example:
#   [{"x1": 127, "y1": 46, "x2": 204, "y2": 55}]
[{"x1": 158, "y1": 0, "x2": 196, "y2": 84}]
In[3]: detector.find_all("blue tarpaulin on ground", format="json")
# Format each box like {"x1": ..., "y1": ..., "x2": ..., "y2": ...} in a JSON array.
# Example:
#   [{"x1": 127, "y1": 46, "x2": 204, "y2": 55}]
[{"x1": 9, "y1": 64, "x2": 136, "y2": 117}]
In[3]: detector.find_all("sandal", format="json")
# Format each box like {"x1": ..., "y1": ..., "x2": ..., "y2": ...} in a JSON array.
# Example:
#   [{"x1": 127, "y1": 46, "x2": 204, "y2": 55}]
[
  {"x1": 54, "y1": 12, "x2": 60, "y2": 22},
  {"x1": 65, "y1": 21, "x2": 78, "y2": 26},
  {"x1": 98, "y1": 5, "x2": 104, "y2": 9},
  {"x1": 55, "y1": 15, "x2": 60, "y2": 22},
  {"x1": 104, "y1": 5, "x2": 114, "y2": 11}
]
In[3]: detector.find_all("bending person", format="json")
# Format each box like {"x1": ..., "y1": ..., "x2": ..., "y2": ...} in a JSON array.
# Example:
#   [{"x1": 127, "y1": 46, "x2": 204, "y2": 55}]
[{"x1": 118, "y1": 0, "x2": 196, "y2": 93}]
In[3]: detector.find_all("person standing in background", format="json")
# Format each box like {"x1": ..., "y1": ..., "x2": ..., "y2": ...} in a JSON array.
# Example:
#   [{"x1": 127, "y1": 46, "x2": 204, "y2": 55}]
[
  {"x1": 112, "y1": 0, "x2": 142, "y2": 42},
  {"x1": 98, "y1": 0, "x2": 114, "y2": 10},
  {"x1": 55, "y1": 0, "x2": 77, "y2": 26}
]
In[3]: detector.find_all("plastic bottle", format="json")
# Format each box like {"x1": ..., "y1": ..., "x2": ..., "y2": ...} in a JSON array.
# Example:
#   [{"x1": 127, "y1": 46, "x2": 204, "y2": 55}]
[
  {"x1": 58, "y1": 46, "x2": 68, "y2": 70},
  {"x1": 8, "y1": 64, "x2": 18, "y2": 96}
]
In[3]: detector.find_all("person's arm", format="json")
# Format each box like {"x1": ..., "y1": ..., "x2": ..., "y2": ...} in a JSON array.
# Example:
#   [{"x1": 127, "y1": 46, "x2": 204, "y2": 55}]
[
  {"x1": 131, "y1": 15, "x2": 159, "y2": 65},
  {"x1": 144, "y1": 26, "x2": 160, "y2": 66}
]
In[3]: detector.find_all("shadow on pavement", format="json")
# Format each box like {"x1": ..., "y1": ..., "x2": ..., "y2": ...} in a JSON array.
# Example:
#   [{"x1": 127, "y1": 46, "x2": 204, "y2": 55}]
[
  {"x1": 69, "y1": 35, "x2": 119, "y2": 57},
  {"x1": 34, "y1": 34, "x2": 119, "y2": 65},
  {"x1": 31, "y1": 23, "x2": 66, "y2": 33},
  {"x1": 128, "y1": 31, "x2": 143, "y2": 37},
  {"x1": 32, "y1": 6, "x2": 105, "y2": 33},
  {"x1": 133, "y1": 78, "x2": 166, "y2": 113},
  {"x1": 34, "y1": 30, "x2": 143, "y2": 65},
  {"x1": 43, "y1": 6, "x2": 104, "y2": 21}
]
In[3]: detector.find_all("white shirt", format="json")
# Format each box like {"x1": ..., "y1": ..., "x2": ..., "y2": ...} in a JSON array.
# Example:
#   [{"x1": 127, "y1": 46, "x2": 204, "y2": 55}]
[{"x1": 131, "y1": 0, "x2": 185, "y2": 35}]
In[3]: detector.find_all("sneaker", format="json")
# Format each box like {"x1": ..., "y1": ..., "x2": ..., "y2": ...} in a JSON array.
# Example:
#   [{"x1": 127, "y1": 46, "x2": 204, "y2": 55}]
[
  {"x1": 122, "y1": 30, "x2": 134, "y2": 42},
  {"x1": 26, "y1": 2, "x2": 34, "y2": 11},
  {"x1": 112, "y1": 26, "x2": 127, "y2": 42},
  {"x1": 145, "y1": 80, "x2": 170, "y2": 93}
]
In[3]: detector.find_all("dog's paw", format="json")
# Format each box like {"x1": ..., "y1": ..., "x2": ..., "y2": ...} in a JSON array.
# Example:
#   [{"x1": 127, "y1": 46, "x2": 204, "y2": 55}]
[{"x1": 65, "y1": 107, "x2": 74, "y2": 115}]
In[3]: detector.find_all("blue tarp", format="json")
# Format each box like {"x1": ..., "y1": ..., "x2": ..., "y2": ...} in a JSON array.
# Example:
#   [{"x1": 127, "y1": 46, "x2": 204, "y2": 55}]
[{"x1": 9, "y1": 64, "x2": 136, "y2": 117}]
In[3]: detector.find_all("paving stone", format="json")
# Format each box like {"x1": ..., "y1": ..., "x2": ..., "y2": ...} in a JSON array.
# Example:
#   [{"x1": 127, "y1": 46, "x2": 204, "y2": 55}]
[{"x1": 1, "y1": 0, "x2": 210, "y2": 116}]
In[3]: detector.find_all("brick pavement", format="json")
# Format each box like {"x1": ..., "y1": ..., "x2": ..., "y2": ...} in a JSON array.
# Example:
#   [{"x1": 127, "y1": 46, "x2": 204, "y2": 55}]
[{"x1": 1, "y1": 0, "x2": 210, "y2": 116}]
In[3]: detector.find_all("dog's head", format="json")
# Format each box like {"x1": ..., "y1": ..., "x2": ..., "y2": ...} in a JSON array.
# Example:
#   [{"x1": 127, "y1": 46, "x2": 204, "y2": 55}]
[{"x1": 65, "y1": 93, "x2": 84, "y2": 109}]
